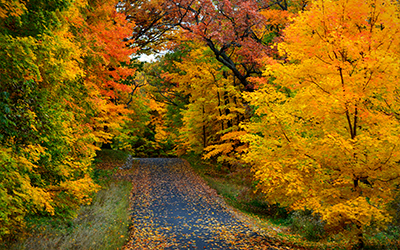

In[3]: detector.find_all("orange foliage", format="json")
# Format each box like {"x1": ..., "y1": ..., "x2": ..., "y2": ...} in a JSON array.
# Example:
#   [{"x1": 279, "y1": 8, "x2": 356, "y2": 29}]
[{"x1": 243, "y1": 0, "x2": 400, "y2": 242}]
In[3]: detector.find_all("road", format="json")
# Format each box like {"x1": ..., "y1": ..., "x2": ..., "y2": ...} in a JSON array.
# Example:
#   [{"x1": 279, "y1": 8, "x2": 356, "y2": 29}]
[{"x1": 119, "y1": 158, "x2": 292, "y2": 250}]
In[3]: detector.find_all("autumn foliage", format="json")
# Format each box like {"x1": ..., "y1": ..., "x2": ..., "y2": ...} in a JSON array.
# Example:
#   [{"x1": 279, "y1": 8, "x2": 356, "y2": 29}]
[
  {"x1": 243, "y1": 0, "x2": 400, "y2": 243},
  {"x1": 0, "y1": 0, "x2": 137, "y2": 240},
  {"x1": 131, "y1": 0, "x2": 400, "y2": 245},
  {"x1": 2, "y1": 0, "x2": 400, "y2": 246}
]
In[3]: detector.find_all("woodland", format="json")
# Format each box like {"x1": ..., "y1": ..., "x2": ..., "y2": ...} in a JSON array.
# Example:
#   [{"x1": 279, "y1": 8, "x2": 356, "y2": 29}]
[{"x1": 1, "y1": 0, "x2": 400, "y2": 248}]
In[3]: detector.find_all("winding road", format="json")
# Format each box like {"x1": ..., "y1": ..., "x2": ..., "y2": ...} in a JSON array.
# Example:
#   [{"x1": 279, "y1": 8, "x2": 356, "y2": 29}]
[{"x1": 119, "y1": 158, "x2": 292, "y2": 250}]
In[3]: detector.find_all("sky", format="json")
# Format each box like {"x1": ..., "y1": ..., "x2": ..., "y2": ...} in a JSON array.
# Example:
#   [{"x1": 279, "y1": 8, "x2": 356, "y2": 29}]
[{"x1": 138, "y1": 54, "x2": 156, "y2": 62}]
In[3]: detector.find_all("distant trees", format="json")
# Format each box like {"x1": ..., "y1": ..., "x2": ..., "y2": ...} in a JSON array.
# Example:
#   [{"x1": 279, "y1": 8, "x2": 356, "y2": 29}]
[{"x1": 122, "y1": 0, "x2": 305, "y2": 164}]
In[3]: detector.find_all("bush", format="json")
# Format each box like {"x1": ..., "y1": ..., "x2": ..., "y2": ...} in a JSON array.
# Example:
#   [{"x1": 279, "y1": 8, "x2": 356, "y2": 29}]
[{"x1": 290, "y1": 209, "x2": 326, "y2": 241}]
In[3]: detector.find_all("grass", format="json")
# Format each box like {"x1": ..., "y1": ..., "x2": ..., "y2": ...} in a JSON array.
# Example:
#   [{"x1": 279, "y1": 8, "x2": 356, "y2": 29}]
[{"x1": 1, "y1": 149, "x2": 132, "y2": 250}]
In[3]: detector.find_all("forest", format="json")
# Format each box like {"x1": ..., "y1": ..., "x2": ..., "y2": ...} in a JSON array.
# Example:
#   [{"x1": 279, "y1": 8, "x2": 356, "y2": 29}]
[{"x1": 1, "y1": 0, "x2": 400, "y2": 248}]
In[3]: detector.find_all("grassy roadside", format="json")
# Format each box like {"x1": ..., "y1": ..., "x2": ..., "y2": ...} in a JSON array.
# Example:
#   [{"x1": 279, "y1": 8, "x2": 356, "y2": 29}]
[{"x1": 1, "y1": 149, "x2": 132, "y2": 250}]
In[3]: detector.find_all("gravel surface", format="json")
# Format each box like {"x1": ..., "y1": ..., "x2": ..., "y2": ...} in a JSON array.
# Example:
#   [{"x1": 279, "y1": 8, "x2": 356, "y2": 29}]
[{"x1": 119, "y1": 158, "x2": 292, "y2": 250}]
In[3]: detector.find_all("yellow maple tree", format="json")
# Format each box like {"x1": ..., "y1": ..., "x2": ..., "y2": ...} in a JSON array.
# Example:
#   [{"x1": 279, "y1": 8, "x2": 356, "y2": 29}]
[{"x1": 242, "y1": 0, "x2": 400, "y2": 243}]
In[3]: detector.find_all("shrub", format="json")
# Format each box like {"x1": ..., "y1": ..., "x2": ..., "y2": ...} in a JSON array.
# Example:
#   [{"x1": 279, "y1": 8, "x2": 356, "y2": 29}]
[{"x1": 290, "y1": 209, "x2": 326, "y2": 241}]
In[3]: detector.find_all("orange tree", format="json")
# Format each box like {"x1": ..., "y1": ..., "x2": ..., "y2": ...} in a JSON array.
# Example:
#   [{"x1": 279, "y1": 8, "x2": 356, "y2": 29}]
[
  {"x1": 72, "y1": 0, "x2": 137, "y2": 147},
  {"x1": 242, "y1": 0, "x2": 400, "y2": 244}
]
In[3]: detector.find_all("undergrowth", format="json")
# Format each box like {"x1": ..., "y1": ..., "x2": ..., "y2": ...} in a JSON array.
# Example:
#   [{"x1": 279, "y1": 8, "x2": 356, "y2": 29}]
[{"x1": 0, "y1": 149, "x2": 132, "y2": 250}]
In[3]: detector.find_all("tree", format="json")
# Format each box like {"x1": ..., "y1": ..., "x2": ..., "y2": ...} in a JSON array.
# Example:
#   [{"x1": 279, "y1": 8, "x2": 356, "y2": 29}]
[
  {"x1": 72, "y1": 0, "x2": 137, "y2": 146},
  {"x1": 0, "y1": 0, "x2": 97, "y2": 239},
  {"x1": 121, "y1": 0, "x2": 307, "y2": 90},
  {"x1": 0, "y1": 0, "x2": 137, "y2": 240},
  {"x1": 118, "y1": 0, "x2": 183, "y2": 53},
  {"x1": 242, "y1": 0, "x2": 400, "y2": 244},
  {"x1": 156, "y1": 42, "x2": 246, "y2": 162}
]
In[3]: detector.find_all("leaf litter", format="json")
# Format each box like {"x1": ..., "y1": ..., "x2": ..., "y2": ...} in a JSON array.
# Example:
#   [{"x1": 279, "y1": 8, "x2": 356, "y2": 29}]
[{"x1": 116, "y1": 158, "x2": 297, "y2": 250}]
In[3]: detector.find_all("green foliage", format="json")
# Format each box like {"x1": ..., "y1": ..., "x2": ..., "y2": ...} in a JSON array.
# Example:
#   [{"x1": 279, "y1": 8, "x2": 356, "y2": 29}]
[
  {"x1": 94, "y1": 149, "x2": 130, "y2": 164},
  {"x1": 290, "y1": 210, "x2": 326, "y2": 241},
  {"x1": 1, "y1": 149, "x2": 132, "y2": 249},
  {"x1": 3, "y1": 0, "x2": 70, "y2": 37},
  {"x1": 92, "y1": 149, "x2": 129, "y2": 185},
  {"x1": 111, "y1": 91, "x2": 152, "y2": 152}
]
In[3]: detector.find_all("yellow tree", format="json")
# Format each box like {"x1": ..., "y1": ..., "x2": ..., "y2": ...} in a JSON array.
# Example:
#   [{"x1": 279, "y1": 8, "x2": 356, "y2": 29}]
[
  {"x1": 242, "y1": 0, "x2": 400, "y2": 243},
  {"x1": 164, "y1": 44, "x2": 246, "y2": 160},
  {"x1": 0, "y1": 0, "x2": 100, "y2": 239}
]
